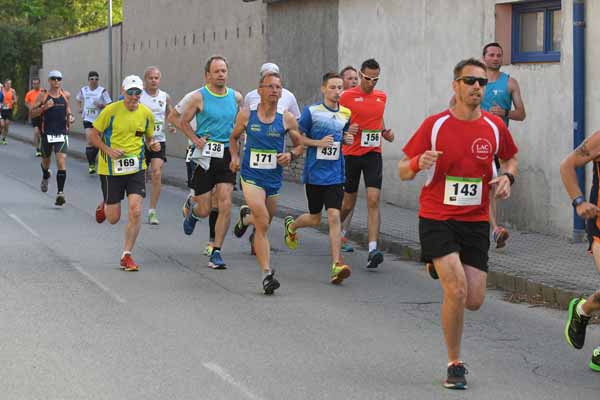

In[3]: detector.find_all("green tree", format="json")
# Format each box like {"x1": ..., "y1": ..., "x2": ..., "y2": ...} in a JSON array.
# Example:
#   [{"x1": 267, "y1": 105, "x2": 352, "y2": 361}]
[{"x1": 0, "y1": 0, "x2": 122, "y2": 118}]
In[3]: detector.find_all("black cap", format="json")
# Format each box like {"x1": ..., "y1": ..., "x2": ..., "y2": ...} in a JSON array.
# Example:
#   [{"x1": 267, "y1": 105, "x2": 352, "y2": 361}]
[{"x1": 88, "y1": 71, "x2": 99, "y2": 78}]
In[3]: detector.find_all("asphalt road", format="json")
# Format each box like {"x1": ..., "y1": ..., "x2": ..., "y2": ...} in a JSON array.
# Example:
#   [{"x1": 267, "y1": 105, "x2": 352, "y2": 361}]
[{"x1": 0, "y1": 138, "x2": 599, "y2": 399}]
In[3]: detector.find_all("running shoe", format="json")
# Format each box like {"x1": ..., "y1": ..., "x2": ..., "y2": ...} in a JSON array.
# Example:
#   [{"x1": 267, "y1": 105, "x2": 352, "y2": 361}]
[
  {"x1": 233, "y1": 205, "x2": 251, "y2": 238},
  {"x1": 95, "y1": 202, "x2": 106, "y2": 224},
  {"x1": 284, "y1": 216, "x2": 298, "y2": 250},
  {"x1": 120, "y1": 254, "x2": 139, "y2": 272},
  {"x1": 204, "y1": 243, "x2": 214, "y2": 256},
  {"x1": 341, "y1": 236, "x2": 354, "y2": 252},
  {"x1": 208, "y1": 250, "x2": 227, "y2": 270},
  {"x1": 35, "y1": 149, "x2": 42, "y2": 157},
  {"x1": 262, "y1": 270, "x2": 280, "y2": 295},
  {"x1": 590, "y1": 346, "x2": 600, "y2": 372},
  {"x1": 493, "y1": 226, "x2": 509, "y2": 249},
  {"x1": 1, "y1": 138, "x2": 7, "y2": 145},
  {"x1": 148, "y1": 210, "x2": 160, "y2": 225},
  {"x1": 183, "y1": 211, "x2": 198, "y2": 235},
  {"x1": 426, "y1": 262, "x2": 439, "y2": 280},
  {"x1": 181, "y1": 194, "x2": 193, "y2": 218},
  {"x1": 330, "y1": 262, "x2": 351, "y2": 285},
  {"x1": 444, "y1": 362, "x2": 468, "y2": 390},
  {"x1": 41, "y1": 171, "x2": 51, "y2": 193},
  {"x1": 565, "y1": 298, "x2": 590, "y2": 349},
  {"x1": 249, "y1": 230, "x2": 256, "y2": 256},
  {"x1": 88, "y1": 165, "x2": 97, "y2": 174},
  {"x1": 366, "y1": 249, "x2": 383, "y2": 269},
  {"x1": 55, "y1": 192, "x2": 65, "y2": 206}
]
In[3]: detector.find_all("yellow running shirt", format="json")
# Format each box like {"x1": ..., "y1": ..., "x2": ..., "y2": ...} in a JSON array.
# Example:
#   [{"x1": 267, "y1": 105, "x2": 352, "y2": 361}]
[{"x1": 93, "y1": 101, "x2": 154, "y2": 176}]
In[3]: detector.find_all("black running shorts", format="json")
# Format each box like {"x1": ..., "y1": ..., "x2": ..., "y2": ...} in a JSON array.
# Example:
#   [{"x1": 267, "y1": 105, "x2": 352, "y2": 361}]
[
  {"x1": 99, "y1": 170, "x2": 146, "y2": 205},
  {"x1": 40, "y1": 133, "x2": 68, "y2": 158},
  {"x1": 191, "y1": 147, "x2": 236, "y2": 195},
  {"x1": 419, "y1": 217, "x2": 490, "y2": 273},
  {"x1": 305, "y1": 183, "x2": 344, "y2": 214},
  {"x1": 145, "y1": 141, "x2": 167, "y2": 165},
  {"x1": 344, "y1": 152, "x2": 383, "y2": 193}
]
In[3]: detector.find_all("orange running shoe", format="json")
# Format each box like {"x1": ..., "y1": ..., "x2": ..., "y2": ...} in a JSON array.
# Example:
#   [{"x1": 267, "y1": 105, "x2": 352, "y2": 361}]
[{"x1": 120, "y1": 254, "x2": 139, "y2": 272}]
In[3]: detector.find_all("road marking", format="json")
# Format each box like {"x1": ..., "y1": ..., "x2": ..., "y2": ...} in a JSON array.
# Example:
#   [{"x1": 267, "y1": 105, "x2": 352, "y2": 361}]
[
  {"x1": 202, "y1": 362, "x2": 266, "y2": 400},
  {"x1": 7, "y1": 213, "x2": 40, "y2": 238},
  {"x1": 71, "y1": 262, "x2": 127, "y2": 304}
]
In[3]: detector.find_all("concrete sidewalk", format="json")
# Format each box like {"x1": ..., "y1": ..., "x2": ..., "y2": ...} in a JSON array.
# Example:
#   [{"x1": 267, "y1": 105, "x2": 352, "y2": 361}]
[{"x1": 8, "y1": 122, "x2": 597, "y2": 308}]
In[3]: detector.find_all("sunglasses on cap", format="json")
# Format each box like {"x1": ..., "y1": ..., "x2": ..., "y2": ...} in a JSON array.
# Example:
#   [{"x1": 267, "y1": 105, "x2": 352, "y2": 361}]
[
  {"x1": 50, "y1": 77, "x2": 62, "y2": 81},
  {"x1": 360, "y1": 71, "x2": 379, "y2": 82},
  {"x1": 455, "y1": 76, "x2": 488, "y2": 87},
  {"x1": 125, "y1": 88, "x2": 142, "y2": 96}
]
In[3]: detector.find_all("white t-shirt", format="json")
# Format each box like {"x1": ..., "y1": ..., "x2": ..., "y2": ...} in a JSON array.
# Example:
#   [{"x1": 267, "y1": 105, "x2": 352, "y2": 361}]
[
  {"x1": 140, "y1": 89, "x2": 169, "y2": 142},
  {"x1": 243, "y1": 88, "x2": 301, "y2": 119},
  {"x1": 76, "y1": 85, "x2": 112, "y2": 122}
]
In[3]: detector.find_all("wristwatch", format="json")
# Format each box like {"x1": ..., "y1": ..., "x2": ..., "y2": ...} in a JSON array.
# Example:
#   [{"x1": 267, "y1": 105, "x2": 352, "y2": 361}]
[
  {"x1": 572, "y1": 195, "x2": 585, "y2": 208},
  {"x1": 503, "y1": 172, "x2": 515, "y2": 186},
  {"x1": 504, "y1": 109, "x2": 509, "y2": 118}
]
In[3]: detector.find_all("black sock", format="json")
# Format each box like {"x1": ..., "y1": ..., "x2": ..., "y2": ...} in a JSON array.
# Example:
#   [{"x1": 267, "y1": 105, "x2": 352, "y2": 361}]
[
  {"x1": 209, "y1": 208, "x2": 218, "y2": 241},
  {"x1": 85, "y1": 146, "x2": 98, "y2": 166},
  {"x1": 57, "y1": 170, "x2": 66, "y2": 192},
  {"x1": 41, "y1": 164, "x2": 50, "y2": 179}
]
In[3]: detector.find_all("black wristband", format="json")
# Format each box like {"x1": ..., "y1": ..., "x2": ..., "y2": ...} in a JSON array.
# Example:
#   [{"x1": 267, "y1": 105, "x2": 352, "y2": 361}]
[
  {"x1": 289, "y1": 151, "x2": 296, "y2": 161},
  {"x1": 503, "y1": 172, "x2": 515, "y2": 186},
  {"x1": 572, "y1": 195, "x2": 585, "y2": 208}
]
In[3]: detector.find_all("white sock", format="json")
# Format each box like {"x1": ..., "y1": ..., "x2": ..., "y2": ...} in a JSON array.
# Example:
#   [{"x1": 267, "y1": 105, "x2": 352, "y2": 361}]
[
  {"x1": 148, "y1": 208, "x2": 155, "y2": 214},
  {"x1": 577, "y1": 302, "x2": 590, "y2": 317},
  {"x1": 369, "y1": 241, "x2": 377, "y2": 252},
  {"x1": 189, "y1": 189, "x2": 194, "y2": 196},
  {"x1": 341, "y1": 229, "x2": 347, "y2": 238},
  {"x1": 262, "y1": 268, "x2": 273, "y2": 280},
  {"x1": 121, "y1": 251, "x2": 131, "y2": 259}
]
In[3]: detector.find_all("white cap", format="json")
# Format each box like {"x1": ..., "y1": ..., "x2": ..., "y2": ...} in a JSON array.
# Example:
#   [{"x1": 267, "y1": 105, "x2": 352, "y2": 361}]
[
  {"x1": 48, "y1": 70, "x2": 63, "y2": 79},
  {"x1": 122, "y1": 75, "x2": 144, "y2": 91},
  {"x1": 259, "y1": 62, "x2": 279, "y2": 77}
]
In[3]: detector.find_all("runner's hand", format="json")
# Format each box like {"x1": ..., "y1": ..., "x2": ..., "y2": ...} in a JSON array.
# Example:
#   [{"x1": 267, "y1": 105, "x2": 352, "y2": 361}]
[
  {"x1": 45, "y1": 98, "x2": 54, "y2": 109},
  {"x1": 343, "y1": 133, "x2": 354, "y2": 145},
  {"x1": 148, "y1": 139, "x2": 161, "y2": 152},
  {"x1": 489, "y1": 175, "x2": 511, "y2": 199},
  {"x1": 348, "y1": 123, "x2": 359, "y2": 136},
  {"x1": 318, "y1": 135, "x2": 334, "y2": 148},
  {"x1": 419, "y1": 150, "x2": 442, "y2": 170},
  {"x1": 192, "y1": 136, "x2": 208, "y2": 149},
  {"x1": 106, "y1": 147, "x2": 125, "y2": 159},
  {"x1": 277, "y1": 152, "x2": 292, "y2": 167},
  {"x1": 489, "y1": 102, "x2": 506, "y2": 117},
  {"x1": 229, "y1": 156, "x2": 240, "y2": 173},
  {"x1": 576, "y1": 202, "x2": 600, "y2": 220},
  {"x1": 382, "y1": 128, "x2": 394, "y2": 142},
  {"x1": 68, "y1": 114, "x2": 75, "y2": 124},
  {"x1": 168, "y1": 124, "x2": 177, "y2": 134}
]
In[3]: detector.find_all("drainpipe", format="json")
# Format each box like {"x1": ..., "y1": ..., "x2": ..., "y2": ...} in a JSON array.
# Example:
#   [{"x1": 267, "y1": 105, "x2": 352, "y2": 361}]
[{"x1": 573, "y1": 0, "x2": 586, "y2": 241}]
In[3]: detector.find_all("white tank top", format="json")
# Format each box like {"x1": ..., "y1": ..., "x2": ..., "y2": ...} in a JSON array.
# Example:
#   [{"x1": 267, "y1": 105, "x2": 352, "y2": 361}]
[
  {"x1": 77, "y1": 86, "x2": 111, "y2": 122},
  {"x1": 141, "y1": 89, "x2": 168, "y2": 142}
]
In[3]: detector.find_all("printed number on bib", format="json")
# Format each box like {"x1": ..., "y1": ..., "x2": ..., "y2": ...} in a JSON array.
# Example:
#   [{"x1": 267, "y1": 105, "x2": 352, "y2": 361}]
[
  {"x1": 361, "y1": 130, "x2": 381, "y2": 147},
  {"x1": 443, "y1": 176, "x2": 482, "y2": 206},
  {"x1": 154, "y1": 121, "x2": 163, "y2": 133},
  {"x1": 113, "y1": 156, "x2": 139, "y2": 175},
  {"x1": 317, "y1": 141, "x2": 340, "y2": 160},
  {"x1": 86, "y1": 107, "x2": 98, "y2": 118},
  {"x1": 201, "y1": 141, "x2": 224, "y2": 158},
  {"x1": 250, "y1": 149, "x2": 277, "y2": 170},
  {"x1": 1, "y1": 104, "x2": 9, "y2": 110},
  {"x1": 47, "y1": 134, "x2": 65, "y2": 143}
]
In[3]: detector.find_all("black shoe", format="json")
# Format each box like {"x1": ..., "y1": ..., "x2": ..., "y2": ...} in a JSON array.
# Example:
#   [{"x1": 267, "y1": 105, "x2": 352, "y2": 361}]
[
  {"x1": 565, "y1": 298, "x2": 590, "y2": 349},
  {"x1": 55, "y1": 192, "x2": 66, "y2": 206},
  {"x1": 262, "y1": 270, "x2": 280, "y2": 295},
  {"x1": 234, "y1": 205, "x2": 251, "y2": 238},
  {"x1": 444, "y1": 362, "x2": 468, "y2": 390},
  {"x1": 366, "y1": 249, "x2": 383, "y2": 269},
  {"x1": 590, "y1": 347, "x2": 600, "y2": 372},
  {"x1": 426, "y1": 262, "x2": 439, "y2": 280}
]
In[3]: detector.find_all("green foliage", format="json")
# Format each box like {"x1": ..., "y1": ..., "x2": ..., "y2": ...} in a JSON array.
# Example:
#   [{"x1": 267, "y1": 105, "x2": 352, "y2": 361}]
[{"x1": 0, "y1": 0, "x2": 122, "y2": 118}]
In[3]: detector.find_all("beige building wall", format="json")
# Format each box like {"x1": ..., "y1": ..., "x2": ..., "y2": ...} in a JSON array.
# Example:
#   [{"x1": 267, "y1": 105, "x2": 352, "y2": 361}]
[
  {"x1": 122, "y1": 0, "x2": 267, "y2": 156},
  {"x1": 40, "y1": 24, "x2": 123, "y2": 134},
  {"x1": 338, "y1": 0, "x2": 597, "y2": 237}
]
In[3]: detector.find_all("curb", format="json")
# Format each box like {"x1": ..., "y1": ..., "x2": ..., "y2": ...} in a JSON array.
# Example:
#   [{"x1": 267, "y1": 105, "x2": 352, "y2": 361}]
[{"x1": 10, "y1": 132, "x2": 583, "y2": 310}]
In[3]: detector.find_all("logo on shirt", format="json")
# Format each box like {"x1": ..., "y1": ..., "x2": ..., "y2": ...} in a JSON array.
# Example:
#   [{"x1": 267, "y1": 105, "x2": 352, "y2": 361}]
[
  {"x1": 250, "y1": 124, "x2": 261, "y2": 132},
  {"x1": 355, "y1": 97, "x2": 364, "y2": 102},
  {"x1": 471, "y1": 138, "x2": 493, "y2": 160}
]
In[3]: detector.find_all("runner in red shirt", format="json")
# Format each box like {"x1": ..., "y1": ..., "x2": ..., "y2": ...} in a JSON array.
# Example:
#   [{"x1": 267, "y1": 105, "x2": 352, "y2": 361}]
[
  {"x1": 25, "y1": 78, "x2": 45, "y2": 156},
  {"x1": 339, "y1": 59, "x2": 394, "y2": 269},
  {"x1": 399, "y1": 58, "x2": 518, "y2": 390}
]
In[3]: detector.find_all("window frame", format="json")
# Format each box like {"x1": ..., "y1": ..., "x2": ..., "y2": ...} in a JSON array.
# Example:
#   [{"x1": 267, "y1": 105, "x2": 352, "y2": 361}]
[{"x1": 511, "y1": 0, "x2": 561, "y2": 63}]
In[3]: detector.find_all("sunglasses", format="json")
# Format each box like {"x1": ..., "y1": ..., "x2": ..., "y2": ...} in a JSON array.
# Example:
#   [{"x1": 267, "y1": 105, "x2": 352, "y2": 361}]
[
  {"x1": 455, "y1": 76, "x2": 488, "y2": 87},
  {"x1": 89, "y1": 77, "x2": 99, "y2": 81},
  {"x1": 126, "y1": 88, "x2": 142, "y2": 96},
  {"x1": 360, "y1": 72, "x2": 379, "y2": 82},
  {"x1": 50, "y1": 77, "x2": 62, "y2": 81}
]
